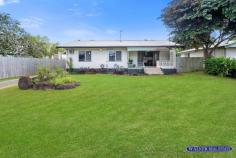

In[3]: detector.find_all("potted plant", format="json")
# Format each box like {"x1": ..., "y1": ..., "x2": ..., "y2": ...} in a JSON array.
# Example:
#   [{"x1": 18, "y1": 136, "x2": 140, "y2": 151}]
[{"x1": 128, "y1": 59, "x2": 135, "y2": 68}]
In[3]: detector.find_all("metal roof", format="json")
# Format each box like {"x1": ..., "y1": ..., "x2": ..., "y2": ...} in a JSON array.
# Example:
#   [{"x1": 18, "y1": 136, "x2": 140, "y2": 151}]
[
  {"x1": 180, "y1": 40, "x2": 236, "y2": 54},
  {"x1": 58, "y1": 40, "x2": 179, "y2": 48}
]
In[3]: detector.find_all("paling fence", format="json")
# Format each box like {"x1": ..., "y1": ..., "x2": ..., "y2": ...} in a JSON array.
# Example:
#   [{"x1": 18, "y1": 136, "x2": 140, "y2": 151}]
[
  {"x1": 176, "y1": 57, "x2": 204, "y2": 73},
  {"x1": 0, "y1": 56, "x2": 66, "y2": 79}
]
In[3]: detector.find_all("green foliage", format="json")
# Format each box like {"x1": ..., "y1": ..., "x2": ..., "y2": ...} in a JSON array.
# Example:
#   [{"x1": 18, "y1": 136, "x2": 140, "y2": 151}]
[
  {"x1": 23, "y1": 35, "x2": 50, "y2": 58},
  {"x1": 24, "y1": 35, "x2": 60, "y2": 58},
  {"x1": 0, "y1": 12, "x2": 26, "y2": 55},
  {"x1": 36, "y1": 66, "x2": 54, "y2": 82},
  {"x1": 162, "y1": 0, "x2": 236, "y2": 58},
  {"x1": 36, "y1": 66, "x2": 75, "y2": 86},
  {"x1": 205, "y1": 57, "x2": 236, "y2": 77},
  {"x1": 50, "y1": 76, "x2": 76, "y2": 86},
  {"x1": 67, "y1": 58, "x2": 73, "y2": 73},
  {"x1": 0, "y1": 12, "x2": 59, "y2": 58},
  {"x1": 55, "y1": 66, "x2": 68, "y2": 78}
]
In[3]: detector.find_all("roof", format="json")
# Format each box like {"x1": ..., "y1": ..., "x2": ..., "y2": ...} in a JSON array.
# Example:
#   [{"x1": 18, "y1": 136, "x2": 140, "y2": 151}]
[
  {"x1": 180, "y1": 40, "x2": 236, "y2": 54},
  {"x1": 225, "y1": 40, "x2": 236, "y2": 48},
  {"x1": 58, "y1": 40, "x2": 179, "y2": 48}
]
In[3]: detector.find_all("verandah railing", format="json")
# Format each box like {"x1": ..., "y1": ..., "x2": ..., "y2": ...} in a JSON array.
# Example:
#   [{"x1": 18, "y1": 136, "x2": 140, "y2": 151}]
[{"x1": 157, "y1": 60, "x2": 176, "y2": 68}]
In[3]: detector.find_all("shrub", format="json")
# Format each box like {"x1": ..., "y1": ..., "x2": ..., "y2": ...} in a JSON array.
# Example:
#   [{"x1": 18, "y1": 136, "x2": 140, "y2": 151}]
[
  {"x1": 55, "y1": 66, "x2": 68, "y2": 78},
  {"x1": 37, "y1": 66, "x2": 54, "y2": 82},
  {"x1": 205, "y1": 57, "x2": 236, "y2": 77},
  {"x1": 19, "y1": 66, "x2": 79, "y2": 90},
  {"x1": 67, "y1": 58, "x2": 73, "y2": 73},
  {"x1": 51, "y1": 76, "x2": 76, "y2": 86},
  {"x1": 113, "y1": 69, "x2": 126, "y2": 75}
]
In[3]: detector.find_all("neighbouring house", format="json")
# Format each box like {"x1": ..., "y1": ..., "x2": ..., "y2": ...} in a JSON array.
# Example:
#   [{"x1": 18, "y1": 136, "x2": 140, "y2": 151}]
[
  {"x1": 58, "y1": 40, "x2": 179, "y2": 75},
  {"x1": 181, "y1": 40, "x2": 236, "y2": 59},
  {"x1": 52, "y1": 51, "x2": 67, "y2": 60}
]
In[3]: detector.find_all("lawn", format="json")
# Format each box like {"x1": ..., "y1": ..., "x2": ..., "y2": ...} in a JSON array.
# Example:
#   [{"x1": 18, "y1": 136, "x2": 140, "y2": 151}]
[{"x1": 0, "y1": 73, "x2": 235, "y2": 158}]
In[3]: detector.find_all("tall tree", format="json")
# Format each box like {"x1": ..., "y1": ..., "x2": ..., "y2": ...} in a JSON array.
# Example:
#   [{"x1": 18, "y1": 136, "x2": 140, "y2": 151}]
[
  {"x1": 0, "y1": 12, "x2": 26, "y2": 55},
  {"x1": 162, "y1": 0, "x2": 236, "y2": 58},
  {"x1": 0, "y1": 12, "x2": 60, "y2": 58},
  {"x1": 23, "y1": 35, "x2": 51, "y2": 58}
]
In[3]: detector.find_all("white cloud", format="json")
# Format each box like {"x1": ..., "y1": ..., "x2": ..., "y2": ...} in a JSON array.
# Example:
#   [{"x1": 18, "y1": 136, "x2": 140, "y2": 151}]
[
  {"x1": 20, "y1": 17, "x2": 44, "y2": 29},
  {"x1": 0, "y1": 0, "x2": 4, "y2": 6},
  {"x1": 8, "y1": 0, "x2": 19, "y2": 3},
  {"x1": 68, "y1": 0, "x2": 103, "y2": 18},
  {"x1": 0, "y1": 0, "x2": 20, "y2": 6}
]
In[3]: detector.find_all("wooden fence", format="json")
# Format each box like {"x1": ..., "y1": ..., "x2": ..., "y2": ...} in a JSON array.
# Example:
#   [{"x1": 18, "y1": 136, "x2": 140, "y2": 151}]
[
  {"x1": 176, "y1": 57, "x2": 204, "y2": 73},
  {"x1": 0, "y1": 56, "x2": 66, "y2": 79}
]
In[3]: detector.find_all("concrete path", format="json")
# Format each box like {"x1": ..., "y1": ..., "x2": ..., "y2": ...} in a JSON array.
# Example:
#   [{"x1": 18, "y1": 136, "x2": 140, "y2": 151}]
[{"x1": 0, "y1": 79, "x2": 19, "y2": 90}]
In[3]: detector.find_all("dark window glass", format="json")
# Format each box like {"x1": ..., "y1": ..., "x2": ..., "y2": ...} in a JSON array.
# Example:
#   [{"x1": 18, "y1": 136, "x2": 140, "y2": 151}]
[
  {"x1": 86, "y1": 51, "x2": 91, "y2": 61},
  {"x1": 116, "y1": 51, "x2": 122, "y2": 61},
  {"x1": 79, "y1": 51, "x2": 92, "y2": 62},
  {"x1": 79, "y1": 52, "x2": 85, "y2": 61},
  {"x1": 109, "y1": 51, "x2": 116, "y2": 61}
]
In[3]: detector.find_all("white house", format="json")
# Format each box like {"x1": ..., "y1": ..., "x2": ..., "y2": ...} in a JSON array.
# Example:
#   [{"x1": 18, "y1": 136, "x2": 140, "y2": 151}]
[
  {"x1": 58, "y1": 40, "x2": 179, "y2": 75},
  {"x1": 181, "y1": 40, "x2": 236, "y2": 59}
]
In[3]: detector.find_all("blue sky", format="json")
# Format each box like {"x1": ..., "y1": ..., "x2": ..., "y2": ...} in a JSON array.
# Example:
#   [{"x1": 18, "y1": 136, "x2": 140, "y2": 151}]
[{"x1": 0, "y1": 0, "x2": 171, "y2": 43}]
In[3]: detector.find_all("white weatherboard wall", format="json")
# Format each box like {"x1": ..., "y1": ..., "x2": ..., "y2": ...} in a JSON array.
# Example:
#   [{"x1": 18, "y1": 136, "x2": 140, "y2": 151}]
[
  {"x1": 67, "y1": 48, "x2": 128, "y2": 69},
  {"x1": 226, "y1": 48, "x2": 236, "y2": 59},
  {"x1": 181, "y1": 48, "x2": 236, "y2": 59},
  {"x1": 159, "y1": 51, "x2": 170, "y2": 60}
]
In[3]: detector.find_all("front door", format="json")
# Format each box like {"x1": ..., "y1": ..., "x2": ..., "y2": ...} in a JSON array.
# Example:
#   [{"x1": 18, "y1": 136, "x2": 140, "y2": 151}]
[
  {"x1": 138, "y1": 51, "x2": 160, "y2": 67},
  {"x1": 144, "y1": 51, "x2": 159, "y2": 67}
]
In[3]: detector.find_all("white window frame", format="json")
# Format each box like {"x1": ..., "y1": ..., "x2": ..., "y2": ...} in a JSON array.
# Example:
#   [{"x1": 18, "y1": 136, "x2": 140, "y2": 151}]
[
  {"x1": 109, "y1": 51, "x2": 122, "y2": 62},
  {"x1": 79, "y1": 51, "x2": 92, "y2": 62}
]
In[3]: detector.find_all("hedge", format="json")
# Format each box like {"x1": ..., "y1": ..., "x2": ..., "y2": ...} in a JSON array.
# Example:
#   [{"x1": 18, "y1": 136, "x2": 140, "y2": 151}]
[{"x1": 205, "y1": 57, "x2": 236, "y2": 77}]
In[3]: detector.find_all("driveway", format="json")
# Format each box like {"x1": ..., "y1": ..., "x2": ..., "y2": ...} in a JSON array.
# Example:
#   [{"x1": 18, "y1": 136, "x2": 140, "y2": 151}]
[{"x1": 0, "y1": 79, "x2": 19, "y2": 90}]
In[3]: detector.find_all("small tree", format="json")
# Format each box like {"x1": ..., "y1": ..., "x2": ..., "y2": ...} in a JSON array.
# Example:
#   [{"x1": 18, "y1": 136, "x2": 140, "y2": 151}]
[
  {"x1": 162, "y1": 0, "x2": 236, "y2": 59},
  {"x1": 67, "y1": 58, "x2": 73, "y2": 73}
]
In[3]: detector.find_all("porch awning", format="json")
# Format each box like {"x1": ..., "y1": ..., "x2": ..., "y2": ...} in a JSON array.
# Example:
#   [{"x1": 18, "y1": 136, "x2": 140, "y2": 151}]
[{"x1": 127, "y1": 47, "x2": 168, "y2": 52}]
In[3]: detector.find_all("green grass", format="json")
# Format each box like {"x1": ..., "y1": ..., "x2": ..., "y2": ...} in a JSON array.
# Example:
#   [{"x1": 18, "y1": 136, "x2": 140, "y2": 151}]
[{"x1": 0, "y1": 73, "x2": 235, "y2": 158}]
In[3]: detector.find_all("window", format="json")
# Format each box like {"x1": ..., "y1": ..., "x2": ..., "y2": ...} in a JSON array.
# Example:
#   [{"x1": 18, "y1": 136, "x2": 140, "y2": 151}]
[
  {"x1": 109, "y1": 51, "x2": 122, "y2": 62},
  {"x1": 116, "y1": 51, "x2": 122, "y2": 61},
  {"x1": 86, "y1": 51, "x2": 91, "y2": 61},
  {"x1": 79, "y1": 51, "x2": 91, "y2": 62},
  {"x1": 109, "y1": 51, "x2": 116, "y2": 62}
]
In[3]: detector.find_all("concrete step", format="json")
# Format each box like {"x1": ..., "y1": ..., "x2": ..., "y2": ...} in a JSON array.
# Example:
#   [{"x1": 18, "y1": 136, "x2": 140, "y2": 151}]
[{"x1": 144, "y1": 67, "x2": 164, "y2": 75}]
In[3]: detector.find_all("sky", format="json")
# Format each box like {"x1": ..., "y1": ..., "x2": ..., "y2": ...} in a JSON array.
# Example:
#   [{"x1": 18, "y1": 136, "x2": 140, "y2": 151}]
[{"x1": 0, "y1": 0, "x2": 171, "y2": 43}]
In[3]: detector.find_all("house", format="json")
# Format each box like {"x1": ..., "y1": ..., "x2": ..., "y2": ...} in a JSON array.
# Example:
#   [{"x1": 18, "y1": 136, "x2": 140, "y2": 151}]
[
  {"x1": 181, "y1": 40, "x2": 236, "y2": 59},
  {"x1": 58, "y1": 40, "x2": 179, "y2": 75}
]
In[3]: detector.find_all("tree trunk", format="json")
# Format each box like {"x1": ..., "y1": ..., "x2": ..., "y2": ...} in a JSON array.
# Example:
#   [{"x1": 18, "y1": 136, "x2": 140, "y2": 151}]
[{"x1": 203, "y1": 48, "x2": 211, "y2": 59}]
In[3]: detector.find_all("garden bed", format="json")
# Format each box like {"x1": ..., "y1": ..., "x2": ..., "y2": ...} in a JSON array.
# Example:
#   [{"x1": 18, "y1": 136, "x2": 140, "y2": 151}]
[{"x1": 18, "y1": 66, "x2": 80, "y2": 90}]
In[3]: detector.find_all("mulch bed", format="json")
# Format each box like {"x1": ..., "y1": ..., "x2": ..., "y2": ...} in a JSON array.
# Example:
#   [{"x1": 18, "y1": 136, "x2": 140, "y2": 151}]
[{"x1": 18, "y1": 76, "x2": 80, "y2": 90}]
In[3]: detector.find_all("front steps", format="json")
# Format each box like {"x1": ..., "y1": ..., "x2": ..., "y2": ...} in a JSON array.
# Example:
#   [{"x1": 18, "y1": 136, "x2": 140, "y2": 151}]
[{"x1": 144, "y1": 67, "x2": 164, "y2": 75}]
